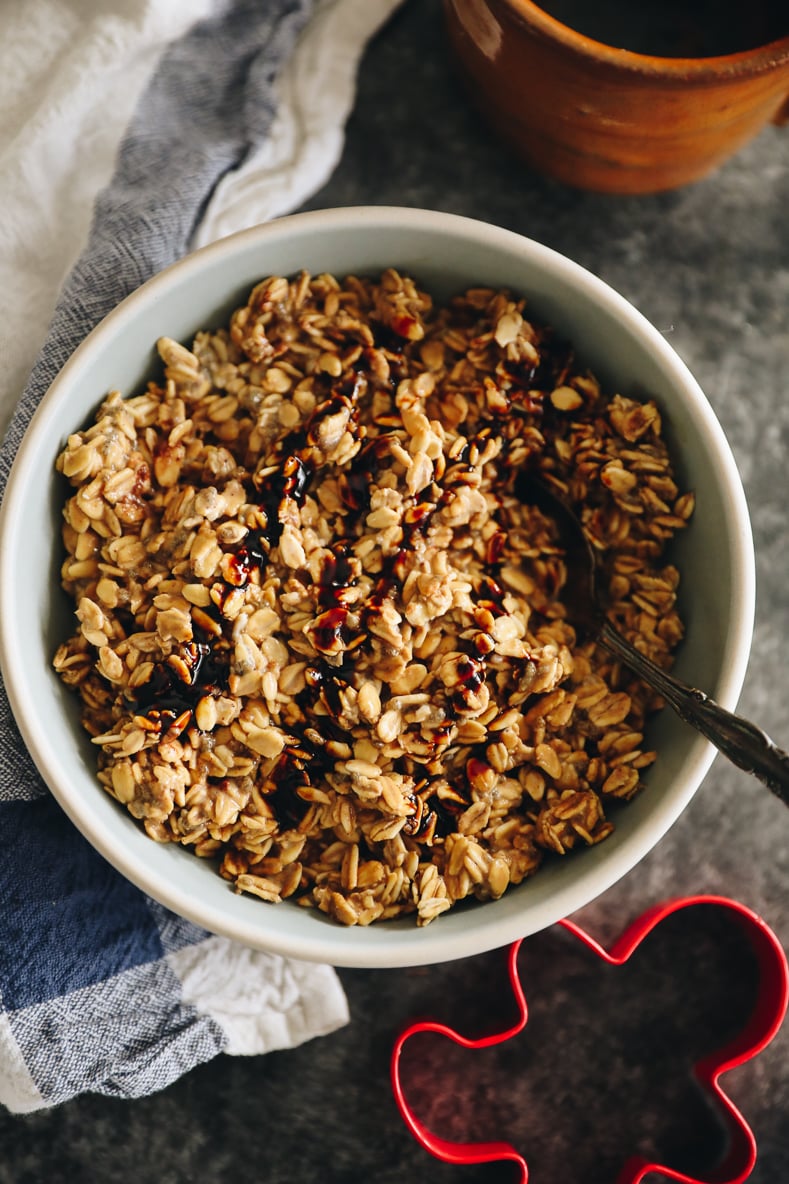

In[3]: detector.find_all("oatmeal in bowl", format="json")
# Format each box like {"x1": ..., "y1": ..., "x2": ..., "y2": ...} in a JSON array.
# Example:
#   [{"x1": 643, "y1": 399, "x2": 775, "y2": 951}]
[
  {"x1": 54, "y1": 267, "x2": 691, "y2": 927},
  {"x1": 0, "y1": 209, "x2": 754, "y2": 964}
]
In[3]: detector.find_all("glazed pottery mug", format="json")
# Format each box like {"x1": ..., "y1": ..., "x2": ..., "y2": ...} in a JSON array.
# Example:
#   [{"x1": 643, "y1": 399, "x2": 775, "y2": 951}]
[{"x1": 444, "y1": 0, "x2": 789, "y2": 193}]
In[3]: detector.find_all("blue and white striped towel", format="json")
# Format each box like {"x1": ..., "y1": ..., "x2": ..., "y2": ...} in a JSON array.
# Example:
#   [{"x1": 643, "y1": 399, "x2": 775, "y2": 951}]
[{"x1": 0, "y1": 0, "x2": 400, "y2": 1114}]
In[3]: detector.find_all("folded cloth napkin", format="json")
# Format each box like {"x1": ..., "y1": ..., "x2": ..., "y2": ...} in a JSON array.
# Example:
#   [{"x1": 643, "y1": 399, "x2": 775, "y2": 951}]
[{"x1": 0, "y1": 0, "x2": 401, "y2": 1114}]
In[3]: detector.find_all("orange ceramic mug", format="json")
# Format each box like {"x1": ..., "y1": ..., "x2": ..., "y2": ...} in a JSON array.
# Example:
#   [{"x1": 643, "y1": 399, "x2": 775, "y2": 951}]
[{"x1": 444, "y1": 0, "x2": 789, "y2": 193}]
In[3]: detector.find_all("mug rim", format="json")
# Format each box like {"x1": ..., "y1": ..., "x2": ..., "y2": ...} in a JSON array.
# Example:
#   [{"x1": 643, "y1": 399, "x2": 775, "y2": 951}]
[{"x1": 501, "y1": 0, "x2": 789, "y2": 77}]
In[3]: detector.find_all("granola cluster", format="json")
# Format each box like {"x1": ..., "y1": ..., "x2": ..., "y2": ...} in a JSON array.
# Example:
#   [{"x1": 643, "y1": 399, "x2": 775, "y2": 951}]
[{"x1": 54, "y1": 269, "x2": 692, "y2": 926}]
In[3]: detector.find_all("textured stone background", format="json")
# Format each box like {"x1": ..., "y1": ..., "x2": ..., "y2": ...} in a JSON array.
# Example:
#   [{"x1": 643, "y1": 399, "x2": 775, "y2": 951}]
[{"x1": 2, "y1": 2, "x2": 787, "y2": 1181}]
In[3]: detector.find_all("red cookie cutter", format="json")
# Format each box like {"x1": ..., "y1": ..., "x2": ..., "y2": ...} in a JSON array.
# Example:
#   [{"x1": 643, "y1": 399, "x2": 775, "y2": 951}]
[{"x1": 391, "y1": 895, "x2": 788, "y2": 1184}]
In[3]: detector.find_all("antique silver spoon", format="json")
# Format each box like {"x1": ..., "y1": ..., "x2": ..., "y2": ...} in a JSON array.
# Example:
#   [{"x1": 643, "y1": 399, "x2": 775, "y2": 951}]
[{"x1": 521, "y1": 475, "x2": 789, "y2": 804}]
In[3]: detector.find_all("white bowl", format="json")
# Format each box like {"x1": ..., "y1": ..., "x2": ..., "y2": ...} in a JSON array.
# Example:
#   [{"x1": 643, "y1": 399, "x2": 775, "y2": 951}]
[{"x1": 0, "y1": 207, "x2": 755, "y2": 967}]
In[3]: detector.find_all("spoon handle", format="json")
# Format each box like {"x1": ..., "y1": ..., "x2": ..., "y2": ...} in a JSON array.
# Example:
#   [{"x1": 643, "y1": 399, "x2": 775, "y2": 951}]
[{"x1": 599, "y1": 622, "x2": 789, "y2": 805}]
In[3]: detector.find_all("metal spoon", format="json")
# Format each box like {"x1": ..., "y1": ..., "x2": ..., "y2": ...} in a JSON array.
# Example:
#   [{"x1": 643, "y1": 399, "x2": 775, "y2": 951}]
[{"x1": 520, "y1": 475, "x2": 789, "y2": 805}]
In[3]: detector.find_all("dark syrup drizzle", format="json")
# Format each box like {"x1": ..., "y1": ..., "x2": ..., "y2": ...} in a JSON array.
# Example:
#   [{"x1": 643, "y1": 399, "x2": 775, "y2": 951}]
[{"x1": 132, "y1": 632, "x2": 227, "y2": 734}]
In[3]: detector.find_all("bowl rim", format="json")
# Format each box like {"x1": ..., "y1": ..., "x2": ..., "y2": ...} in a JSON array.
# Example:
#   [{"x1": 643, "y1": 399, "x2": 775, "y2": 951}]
[
  {"x1": 498, "y1": 0, "x2": 789, "y2": 76},
  {"x1": 0, "y1": 205, "x2": 756, "y2": 966}
]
